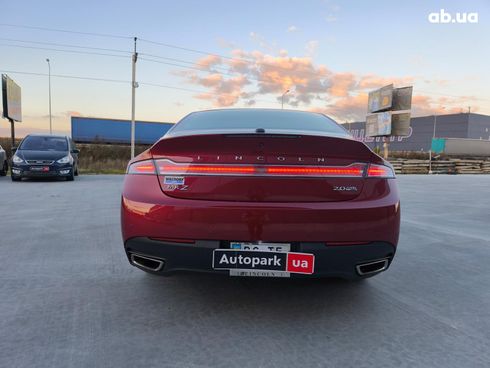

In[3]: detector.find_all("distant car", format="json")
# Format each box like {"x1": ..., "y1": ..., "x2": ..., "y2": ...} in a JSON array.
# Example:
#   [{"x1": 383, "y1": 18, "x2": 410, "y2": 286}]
[
  {"x1": 11, "y1": 134, "x2": 80, "y2": 181},
  {"x1": 0, "y1": 144, "x2": 8, "y2": 176},
  {"x1": 121, "y1": 109, "x2": 400, "y2": 279}
]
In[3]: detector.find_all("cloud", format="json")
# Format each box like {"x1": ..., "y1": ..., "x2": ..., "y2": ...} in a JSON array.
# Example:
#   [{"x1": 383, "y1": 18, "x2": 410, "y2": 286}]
[
  {"x1": 357, "y1": 75, "x2": 413, "y2": 90},
  {"x1": 328, "y1": 73, "x2": 356, "y2": 97},
  {"x1": 65, "y1": 110, "x2": 82, "y2": 117},
  {"x1": 249, "y1": 31, "x2": 277, "y2": 51},
  {"x1": 325, "y1": 14, "x2": 337, "y2": 22},
  {"x1": 195, "y1": 55, "x2": 222, "y2": 71},
  {"x1": 312, "y1": 93, "x2": 369, "y2": 121},
  {"x1": 187, "y1": 72, "x2": 249, "y2": 107},
  {"x1": 305, "y1": 40, "x2": 319, "y2": 57},
  {"x1": 287, "y1": 25, "x2": 298, "y2": 32},
  {"x1": 178, "y1": 42, "x2": 480, "y2": 120}
]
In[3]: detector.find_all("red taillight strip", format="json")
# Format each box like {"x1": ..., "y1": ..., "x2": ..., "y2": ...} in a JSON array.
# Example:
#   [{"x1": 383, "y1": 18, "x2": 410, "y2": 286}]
[
  {"x1": 127, "y1": 160, "x2": 156, "y2": 174},
  {"x1": 367, "y1": 164, "x2": 395, "y2": 178},
  {"x1": 158, "y1": 165, "x2": 255, "y2": 174},
  {"x1": 266, "y1": 166, "x2": 364, "y2": 177},
  {"x1": 156, "y1": 159, "x2": 366, "y2": 177}
]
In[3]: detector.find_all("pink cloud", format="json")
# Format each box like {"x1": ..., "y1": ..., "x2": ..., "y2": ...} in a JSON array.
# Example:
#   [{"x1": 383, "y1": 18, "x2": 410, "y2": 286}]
[{"x1": 177, "y1": 43, "x2": 481, "y2": 120}]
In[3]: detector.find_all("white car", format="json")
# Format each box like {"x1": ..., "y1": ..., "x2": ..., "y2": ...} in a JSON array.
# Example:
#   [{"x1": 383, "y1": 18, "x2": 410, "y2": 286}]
[{"x1": 0, "y1": 144, "x2": 8, "y2": 176}]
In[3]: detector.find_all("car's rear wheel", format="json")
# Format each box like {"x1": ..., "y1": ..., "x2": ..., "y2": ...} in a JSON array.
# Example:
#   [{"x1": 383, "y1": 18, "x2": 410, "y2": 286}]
[
  {"x1": 0, "y1": 160, "x2": 7, "y2": 176},
  {"x1": 74, "y1": 166, "x2": 79, "y2": 176}
]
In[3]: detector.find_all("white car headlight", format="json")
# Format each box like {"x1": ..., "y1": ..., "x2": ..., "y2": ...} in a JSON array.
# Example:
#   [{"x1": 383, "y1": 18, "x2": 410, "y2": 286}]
[
  {"x1": 12, "y1": 155, "x2": 24, "y2": 164},
  {"x1": 57, "y1": 155, "x2": 73, "y2": 164}
]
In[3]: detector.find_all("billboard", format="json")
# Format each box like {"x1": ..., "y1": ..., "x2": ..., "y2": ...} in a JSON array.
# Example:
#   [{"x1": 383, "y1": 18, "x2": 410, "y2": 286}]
[
  {"x1": 366, "y1": 84, "x2": 413, "y2": 137},
  {"x1": 391, "y1": 112, "x2": 411, "y2": 136},
  {"x1": 366, "y1": 112, "x2": 411, "y2": 137},
  {"x1": 368, "y1": 84, "x2": 393, "y2": 113},
  {"x1": 392, "y1": 86, "x2": 413, "y2": 111},
  {"x1": 2, "y1": 74, "x2": 22, "y2": 122},
  {"x1": 366, "y1": 112, "x2": 392, "y2": 136}
]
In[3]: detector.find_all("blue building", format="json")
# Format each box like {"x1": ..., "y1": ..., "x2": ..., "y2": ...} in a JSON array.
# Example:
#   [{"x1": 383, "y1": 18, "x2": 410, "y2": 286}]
[{"x1": 71, "y1": 116, "x2": 174, "y2": 145}]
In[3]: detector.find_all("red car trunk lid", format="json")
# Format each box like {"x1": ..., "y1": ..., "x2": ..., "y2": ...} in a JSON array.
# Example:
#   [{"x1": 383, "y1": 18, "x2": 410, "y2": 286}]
[{"x1": 150, "y1": 134, "x2": 380, "y2": 202}]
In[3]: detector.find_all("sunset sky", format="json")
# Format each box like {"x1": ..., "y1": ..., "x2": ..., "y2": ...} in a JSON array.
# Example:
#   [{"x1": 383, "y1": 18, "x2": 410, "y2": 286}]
[{"x1": 1, "y1": 0, "x2": 489, "y2": 137}]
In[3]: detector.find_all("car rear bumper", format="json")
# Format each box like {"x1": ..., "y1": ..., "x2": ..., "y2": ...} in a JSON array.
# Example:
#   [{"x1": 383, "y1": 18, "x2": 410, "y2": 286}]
[{"x1": 124, "y1": 237, "x2": 396, "y2": 279}]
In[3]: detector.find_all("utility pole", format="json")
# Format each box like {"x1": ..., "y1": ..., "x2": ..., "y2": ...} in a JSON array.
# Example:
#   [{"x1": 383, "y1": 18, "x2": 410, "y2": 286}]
[
  {"x1": 46, "y1": 58, "x2": 52, "y2": 134},
  {"x1": 383, "y1": 137, "x2": 389, "y2": 159},
  {"x1": 429, "y1": 114, "x2": 437, "y2": 174},
  {"x1": 429, "y1": 107, "x2": 444, "y2": 174},
  {"x1": 130, "y1": 37, "x2": 138, "y2": 159}
]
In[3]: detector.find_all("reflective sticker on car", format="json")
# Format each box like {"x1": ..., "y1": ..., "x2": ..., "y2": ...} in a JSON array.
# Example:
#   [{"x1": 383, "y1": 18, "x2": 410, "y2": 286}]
[{"x1": 163, "y1": 176, "x2": 185, "y2": 185}]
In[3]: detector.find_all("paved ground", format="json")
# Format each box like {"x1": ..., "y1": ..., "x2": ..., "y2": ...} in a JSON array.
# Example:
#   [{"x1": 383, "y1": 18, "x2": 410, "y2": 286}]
[{"x1": 1, "y1": 174, "x2": 489, "y2": 368}]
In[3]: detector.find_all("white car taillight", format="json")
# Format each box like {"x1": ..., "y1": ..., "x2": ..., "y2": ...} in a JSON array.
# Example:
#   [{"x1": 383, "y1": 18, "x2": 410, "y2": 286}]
[
  {"x1": 367, "y1": 164, "x2": 395, "y2": 178},
  {"x1": 127, "y1": 160, "x2": 156, "y2": 175}
]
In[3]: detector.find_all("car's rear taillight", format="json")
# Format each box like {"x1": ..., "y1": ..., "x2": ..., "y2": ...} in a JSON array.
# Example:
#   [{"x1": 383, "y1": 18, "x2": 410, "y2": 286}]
[
  {"x1": 127, "y1": 160, "x2": 156, "y2": 175},
  {"x1": 367, "y1": 164, "x2": 395, "y2": 178},
  {"x1": 156, "y1": 159, "x2": 366, "y2": 178}
]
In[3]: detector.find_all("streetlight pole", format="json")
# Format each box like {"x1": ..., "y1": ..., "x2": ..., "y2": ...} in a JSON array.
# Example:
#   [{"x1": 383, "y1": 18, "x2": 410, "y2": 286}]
[
  {"x1": 429, "y1": 107, "x2": 444, "y2": 175},
  {"x1": 281, "y1": 89, "x2": 290, "y2": 109},
  {"x1": 130, "y1": 37, "x2": 138, "y2": 159},
  {"x1": 46, "y1": 58, "x2": 52, "y2": 134}
]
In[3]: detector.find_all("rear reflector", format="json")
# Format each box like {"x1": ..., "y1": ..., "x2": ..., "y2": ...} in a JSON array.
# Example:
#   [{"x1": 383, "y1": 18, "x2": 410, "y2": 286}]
[
  {"x1": 367, "y1": 164, "x2": 395, "y2": 178},
  {"x1": 156, "y1": 159, "x2": 366, "y2": 178},
  {"x1": 127, "y1": 160, "x2": 156, "y2": 174}
]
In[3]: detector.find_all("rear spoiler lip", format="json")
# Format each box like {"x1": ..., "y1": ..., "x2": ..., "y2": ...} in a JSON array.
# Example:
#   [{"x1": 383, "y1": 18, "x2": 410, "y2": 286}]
[{"x1": 159, "y1": 129, "x2": 353, "y2": 142}]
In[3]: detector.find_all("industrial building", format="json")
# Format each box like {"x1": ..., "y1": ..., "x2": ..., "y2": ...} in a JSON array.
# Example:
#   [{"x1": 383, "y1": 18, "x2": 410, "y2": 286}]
[{"x1": 346, "y1": 113, "x2": 490, "y2": 152}]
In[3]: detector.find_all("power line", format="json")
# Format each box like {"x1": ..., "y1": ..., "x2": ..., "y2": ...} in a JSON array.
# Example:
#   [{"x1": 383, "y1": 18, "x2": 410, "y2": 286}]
[
  {"x1": 0, "y1": 69, "x2": 279, "y2": 104},
  {"x1": 140, "y1": 81, "x2": 277, "y2": 104},
  {"x1": 1, "y1": 24, "x2": 488, "y2": 104},
  {"x1": 0, "y1": 43, "x2": 129, "y2": 58},
  {"x1": 0, "y1": 37, "x2": 131, "y2": 54},
  {"x1": 0, "y1": 23, "x2": 131, "y2": 39},
  {"x1": 140, "y1": 56, "x2": 250, "y2": 79},
  {"x1": 0, "y1": 70, "x2": 130, "y2": 84}
]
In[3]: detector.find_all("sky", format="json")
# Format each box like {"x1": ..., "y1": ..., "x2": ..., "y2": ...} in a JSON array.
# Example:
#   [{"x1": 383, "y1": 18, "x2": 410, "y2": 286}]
[{"x1": 0, "y1": 0, "x2": 489, "y2": 137}]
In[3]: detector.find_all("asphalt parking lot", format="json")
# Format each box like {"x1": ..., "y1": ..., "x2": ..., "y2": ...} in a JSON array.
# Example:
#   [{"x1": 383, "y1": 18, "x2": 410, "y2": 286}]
[{"x1": 1, "y1": 175, "x2": 490, "y2": 368}]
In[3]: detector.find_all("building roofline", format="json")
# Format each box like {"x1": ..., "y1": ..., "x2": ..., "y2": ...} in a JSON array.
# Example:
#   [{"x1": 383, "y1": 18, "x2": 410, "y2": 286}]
[{"x1": 71, "y1": 116, "x2": 174, "y2": 125}]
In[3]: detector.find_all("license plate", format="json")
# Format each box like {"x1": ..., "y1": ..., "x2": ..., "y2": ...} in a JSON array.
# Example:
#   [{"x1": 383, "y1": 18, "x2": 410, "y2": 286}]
[
  {"x1": 30, "y1": 166, "x2": 50, "y2": 172},
  {"x1": 230, "y1": 242, "x2": 290, "y2": 252},
  {"x1": 213, "y1": 249, "x2": 315, "y2": 277}
]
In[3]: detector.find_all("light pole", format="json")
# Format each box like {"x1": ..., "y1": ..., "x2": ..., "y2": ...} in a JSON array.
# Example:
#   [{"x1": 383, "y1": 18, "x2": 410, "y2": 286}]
[
  {"x1": 46, "y1": 58, "x2": 52, "y2": 134},
  {"x1": 281, "y1": 89, "x2": 290, "y2": 109},
  {"x1": 429, "y1": 107, "x2": 444, "y2": 174},
  {"x1": 130, "y1": 37, "x2": 138, "y2": 159}
]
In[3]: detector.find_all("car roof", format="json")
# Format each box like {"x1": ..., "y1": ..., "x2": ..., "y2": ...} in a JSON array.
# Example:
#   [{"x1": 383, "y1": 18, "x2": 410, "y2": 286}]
[{"x1": 24, "y1": 134, "x2": 69, "y2": 139}]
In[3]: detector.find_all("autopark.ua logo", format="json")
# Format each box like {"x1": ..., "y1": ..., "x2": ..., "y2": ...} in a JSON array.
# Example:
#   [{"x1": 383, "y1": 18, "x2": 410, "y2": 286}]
[{"x1": 428, "y1": 9, "x2": 479, "y2": 24}]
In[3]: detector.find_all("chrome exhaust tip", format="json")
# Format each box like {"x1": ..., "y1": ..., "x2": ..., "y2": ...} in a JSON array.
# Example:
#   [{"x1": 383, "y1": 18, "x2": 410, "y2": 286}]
[
  {"x1": 130, "y1": 253, "x2": 165, "y2": 272},
  {"x1": 356, "y1": 258, "x2": 389, "y2": 276}
]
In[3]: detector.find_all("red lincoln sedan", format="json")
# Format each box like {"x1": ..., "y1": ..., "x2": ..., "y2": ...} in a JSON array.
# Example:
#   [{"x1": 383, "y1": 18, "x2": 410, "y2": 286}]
[{"x1": 121, "y1": 109, "x2": 400, "y2": 279}]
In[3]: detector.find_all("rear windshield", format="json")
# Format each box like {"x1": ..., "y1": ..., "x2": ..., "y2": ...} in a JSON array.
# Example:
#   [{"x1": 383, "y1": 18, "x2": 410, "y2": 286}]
[
  {"x1": 20, "y1": 136, "x2": 68, "y2": 151},
  {"x1": 169, "y1": 109, "x2": 347, "y2": 136}
]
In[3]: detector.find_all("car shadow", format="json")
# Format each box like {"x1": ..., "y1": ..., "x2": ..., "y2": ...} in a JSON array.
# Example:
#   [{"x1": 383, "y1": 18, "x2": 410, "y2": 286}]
[{"x1": 133, "y1": 272, "x2": 374, "y2": 320}]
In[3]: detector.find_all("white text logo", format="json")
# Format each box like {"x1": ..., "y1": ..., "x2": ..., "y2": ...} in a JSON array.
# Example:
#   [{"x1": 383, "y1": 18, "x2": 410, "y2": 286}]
[{"x1": 428, "y1": 9, "x2": 478, "y2": 24}]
